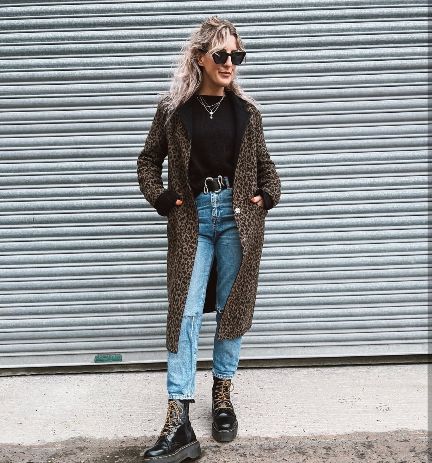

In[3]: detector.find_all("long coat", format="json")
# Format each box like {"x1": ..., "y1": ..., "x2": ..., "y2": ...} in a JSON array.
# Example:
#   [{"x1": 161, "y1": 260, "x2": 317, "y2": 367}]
[{"x1": 137, "y1": 89, "x2": 281, "y2": 353}]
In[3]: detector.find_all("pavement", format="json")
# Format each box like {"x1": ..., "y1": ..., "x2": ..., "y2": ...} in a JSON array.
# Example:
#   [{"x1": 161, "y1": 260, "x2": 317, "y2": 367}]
[{"x1": 0, "y1": 363, "x2": 430, "y2": 462}]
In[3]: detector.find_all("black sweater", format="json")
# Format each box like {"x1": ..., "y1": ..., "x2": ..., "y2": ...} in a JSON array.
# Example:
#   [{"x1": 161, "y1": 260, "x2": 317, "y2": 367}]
[
  {"x1": 189, "y1": 94, "x2": 236, "y2": 197},
  {"x1": 154, "y1": 94, "x2": 273, "y2": 216}
]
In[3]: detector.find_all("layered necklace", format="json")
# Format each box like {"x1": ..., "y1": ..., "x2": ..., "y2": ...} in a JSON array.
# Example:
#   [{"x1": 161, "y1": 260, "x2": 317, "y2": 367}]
[{"x1": 196, "y1": 93, "x2": 225, "y2": 119}]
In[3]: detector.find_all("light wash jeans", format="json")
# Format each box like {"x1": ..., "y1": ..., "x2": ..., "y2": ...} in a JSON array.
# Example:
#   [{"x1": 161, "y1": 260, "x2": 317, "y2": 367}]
[{"x1": 167, "y1": 185, "x2": 243, "y2": 401}]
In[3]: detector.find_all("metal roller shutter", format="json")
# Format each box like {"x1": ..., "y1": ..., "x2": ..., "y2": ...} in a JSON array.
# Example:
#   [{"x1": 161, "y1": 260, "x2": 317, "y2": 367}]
[{"x1": 0, "y1": 1, "x2": 429, "y2": 370}]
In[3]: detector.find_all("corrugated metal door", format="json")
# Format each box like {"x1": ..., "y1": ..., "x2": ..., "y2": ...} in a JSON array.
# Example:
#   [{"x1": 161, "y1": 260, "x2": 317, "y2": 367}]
[{"x1": 0, "y1": 1, "x2": 429, "y2": 370}]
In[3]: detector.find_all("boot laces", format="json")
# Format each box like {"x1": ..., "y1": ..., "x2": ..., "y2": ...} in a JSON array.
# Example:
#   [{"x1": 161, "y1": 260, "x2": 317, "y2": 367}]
[
  {"x1": 160, "y1": 400, "x2": 182, "y2": 436},
  {"x1": 213, "y1": 379, "x2": 234, "y2": 411}
]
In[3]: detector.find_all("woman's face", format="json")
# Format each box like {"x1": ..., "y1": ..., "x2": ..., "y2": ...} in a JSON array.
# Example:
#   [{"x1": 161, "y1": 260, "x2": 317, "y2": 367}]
[{"x1": 197, "y1": 34, "x2": 240, "y2": 92}]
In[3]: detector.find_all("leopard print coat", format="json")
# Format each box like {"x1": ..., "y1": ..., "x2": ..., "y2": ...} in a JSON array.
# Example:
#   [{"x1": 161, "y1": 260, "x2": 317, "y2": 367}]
[{"x1": 137, "y1": 89, "x2": 281, "y2": 353}]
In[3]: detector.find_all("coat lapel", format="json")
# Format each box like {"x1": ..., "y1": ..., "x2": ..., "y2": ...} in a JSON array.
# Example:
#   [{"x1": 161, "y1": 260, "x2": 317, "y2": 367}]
[
  {"x1": 231, "y1": 90, "x2": 252, "y2": 168},
  {"x1": 176, "y1": 89, "x2": 251, "y2": 174},
  {"x1": 176, "y1": 94, "x2": 194, "y2": 140}
]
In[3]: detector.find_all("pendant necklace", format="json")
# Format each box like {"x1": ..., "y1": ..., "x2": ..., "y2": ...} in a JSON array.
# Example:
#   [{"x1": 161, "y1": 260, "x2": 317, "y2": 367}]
[{"x1": 196, "y1": 94, "x2": 225, "y2": 119}]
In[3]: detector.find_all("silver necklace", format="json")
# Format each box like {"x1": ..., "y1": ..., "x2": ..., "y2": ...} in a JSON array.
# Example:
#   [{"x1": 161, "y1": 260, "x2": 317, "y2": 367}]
[{"x1": 196, "y1": 94, "x2": 225, "y2": 119}]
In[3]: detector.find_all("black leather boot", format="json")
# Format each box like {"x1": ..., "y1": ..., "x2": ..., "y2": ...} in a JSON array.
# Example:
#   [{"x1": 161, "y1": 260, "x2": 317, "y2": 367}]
[
  {"x1": 141, "y1": 399, "x2": 201, "y2": 462},
  {"x1": 212, "y1": 376, "x2": 238, "y2": 442}
]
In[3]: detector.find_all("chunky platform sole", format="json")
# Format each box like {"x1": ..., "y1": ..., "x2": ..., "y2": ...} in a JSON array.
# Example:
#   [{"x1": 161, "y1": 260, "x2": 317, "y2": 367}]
[
  {"x1": 141, "y1": 439, "x2": 201, "y2": 462},
  {"x1": 211, "y1": 419, "x2": 238, "y2": 443}
]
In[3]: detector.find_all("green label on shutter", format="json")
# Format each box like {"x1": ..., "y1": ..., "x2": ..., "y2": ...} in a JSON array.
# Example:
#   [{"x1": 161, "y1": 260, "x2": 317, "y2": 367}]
[{"x1": 94, "y1": 353, "x2": 123, "y2": 363}]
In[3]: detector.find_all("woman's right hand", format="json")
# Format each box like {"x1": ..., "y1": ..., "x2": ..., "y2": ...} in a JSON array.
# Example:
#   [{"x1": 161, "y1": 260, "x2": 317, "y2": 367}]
[{"x1": 155, "y1": 190, "x2": 182, "y2": 216}]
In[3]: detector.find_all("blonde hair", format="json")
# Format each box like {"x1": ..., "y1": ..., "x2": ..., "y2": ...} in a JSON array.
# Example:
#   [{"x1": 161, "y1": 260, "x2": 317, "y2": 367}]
[{"x1": 158, "y1": 15, "x2": 259, "y2": 119}]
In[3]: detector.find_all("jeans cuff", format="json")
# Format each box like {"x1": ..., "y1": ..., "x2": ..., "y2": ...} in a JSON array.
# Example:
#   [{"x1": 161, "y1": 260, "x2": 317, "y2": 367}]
[
  {"x1": 168, "y1": 394, "x2": 195, "y2": 403},
  {"x1": 212, "y1": 371, "x2": 234, "y2": 380}
]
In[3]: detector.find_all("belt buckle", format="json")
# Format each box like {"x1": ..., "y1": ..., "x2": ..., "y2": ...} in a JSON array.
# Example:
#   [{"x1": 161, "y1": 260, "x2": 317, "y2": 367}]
[
  {"x1": 215, "y1": 175, "x2": 223, "y2": 193},
  {"x1": 204, "y1": 175, "x2": 223, "y2": 194},
  {"x1": 203, "y1": 176, "x2": 213, "y2": 194}
]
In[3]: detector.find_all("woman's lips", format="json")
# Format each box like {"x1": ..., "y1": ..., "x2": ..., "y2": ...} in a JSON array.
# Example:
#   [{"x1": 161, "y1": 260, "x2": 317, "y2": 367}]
[{"x1": 220, "y1": 72, "x2": 231, "y2": 77}]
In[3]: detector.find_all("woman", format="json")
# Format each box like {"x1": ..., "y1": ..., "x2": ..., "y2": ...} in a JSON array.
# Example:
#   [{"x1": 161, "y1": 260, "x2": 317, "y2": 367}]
[{"x1": 137, "y1": 16, "x2": 281, "y2": 463}]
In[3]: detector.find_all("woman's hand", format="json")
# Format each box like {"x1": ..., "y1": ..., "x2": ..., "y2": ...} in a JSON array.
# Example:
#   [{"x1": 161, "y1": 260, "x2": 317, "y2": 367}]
[
  {"x1": 154, "y1": 190, "x2": 183, "y2": 216},
  {"x1": 250, "y1": 195, "x2": 264, "y2": 208}
]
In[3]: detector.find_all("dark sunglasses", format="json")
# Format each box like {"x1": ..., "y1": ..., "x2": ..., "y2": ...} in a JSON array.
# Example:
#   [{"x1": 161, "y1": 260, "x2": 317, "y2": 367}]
[{"x1": 199, "y1": 48, "x2": 246, "y2": 65}]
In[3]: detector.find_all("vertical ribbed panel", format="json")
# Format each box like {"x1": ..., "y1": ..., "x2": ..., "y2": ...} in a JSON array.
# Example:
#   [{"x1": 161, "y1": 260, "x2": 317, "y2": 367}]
[{"x1": 0, "y1": 1, "x2": 429, "y2": 369}]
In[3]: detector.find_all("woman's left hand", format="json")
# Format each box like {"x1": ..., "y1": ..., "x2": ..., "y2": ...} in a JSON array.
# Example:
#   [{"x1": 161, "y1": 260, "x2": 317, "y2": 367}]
[{"x1": 250, "y1": 195, "x2": 264, "y2": 208}]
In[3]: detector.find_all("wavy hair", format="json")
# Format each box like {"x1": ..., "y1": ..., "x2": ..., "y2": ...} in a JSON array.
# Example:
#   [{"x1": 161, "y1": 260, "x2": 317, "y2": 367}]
[{"x1": 158, "y1": 15, "x2": 259, "y2": 120}]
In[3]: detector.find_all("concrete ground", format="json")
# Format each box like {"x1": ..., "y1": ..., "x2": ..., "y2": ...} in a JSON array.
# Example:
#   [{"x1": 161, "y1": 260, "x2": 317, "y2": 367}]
[{"x1": 0, "y1": 364, "x2": 430, "y2": 462}]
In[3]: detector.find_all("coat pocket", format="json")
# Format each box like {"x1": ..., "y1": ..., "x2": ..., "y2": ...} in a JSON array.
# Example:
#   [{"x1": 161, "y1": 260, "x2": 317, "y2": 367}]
[{"x1": 251, "y1": 202, "x2": 268, "y2": 217}]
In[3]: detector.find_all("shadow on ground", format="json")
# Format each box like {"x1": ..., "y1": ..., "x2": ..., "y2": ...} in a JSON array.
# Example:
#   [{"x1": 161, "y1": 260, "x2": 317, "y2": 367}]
[{"x1": 0, "y1": 429, "x2": 430, "y2": 463}]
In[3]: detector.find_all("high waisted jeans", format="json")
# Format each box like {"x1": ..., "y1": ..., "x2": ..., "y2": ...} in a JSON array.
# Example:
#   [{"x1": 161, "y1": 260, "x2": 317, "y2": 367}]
[{"x1": 167, "y1": 187, "x2": 243, "y2": 401}]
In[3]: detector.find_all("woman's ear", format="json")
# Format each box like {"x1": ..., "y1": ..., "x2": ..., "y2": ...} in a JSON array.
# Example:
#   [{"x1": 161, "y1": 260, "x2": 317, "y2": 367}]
[{"x1": 196, "y1": 49, "x2": 205, "y2": 67}]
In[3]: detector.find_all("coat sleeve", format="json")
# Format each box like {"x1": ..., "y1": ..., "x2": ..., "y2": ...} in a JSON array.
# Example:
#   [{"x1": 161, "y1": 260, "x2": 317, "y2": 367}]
[
  {"x1": 137, "y1": 99, "x2": 169, "y2": 208},
  {"x1": 255, "y1": 111, "x2": 281, "y2": 208}
]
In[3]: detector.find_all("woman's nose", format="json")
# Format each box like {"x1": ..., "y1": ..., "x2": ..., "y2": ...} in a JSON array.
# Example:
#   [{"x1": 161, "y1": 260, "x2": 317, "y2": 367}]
[{"x1": 222, "y1": 56, "x2": 233, "y2": 67}]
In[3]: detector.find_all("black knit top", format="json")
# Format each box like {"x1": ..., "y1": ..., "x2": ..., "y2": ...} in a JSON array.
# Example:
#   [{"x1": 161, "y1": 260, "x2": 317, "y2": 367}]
[
  {"x1": 189, "y1": 94, "x2": 236, "y2": 197},
  {"x1": 153, "y1": 92, "x2": 274, "y2": 216}
]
